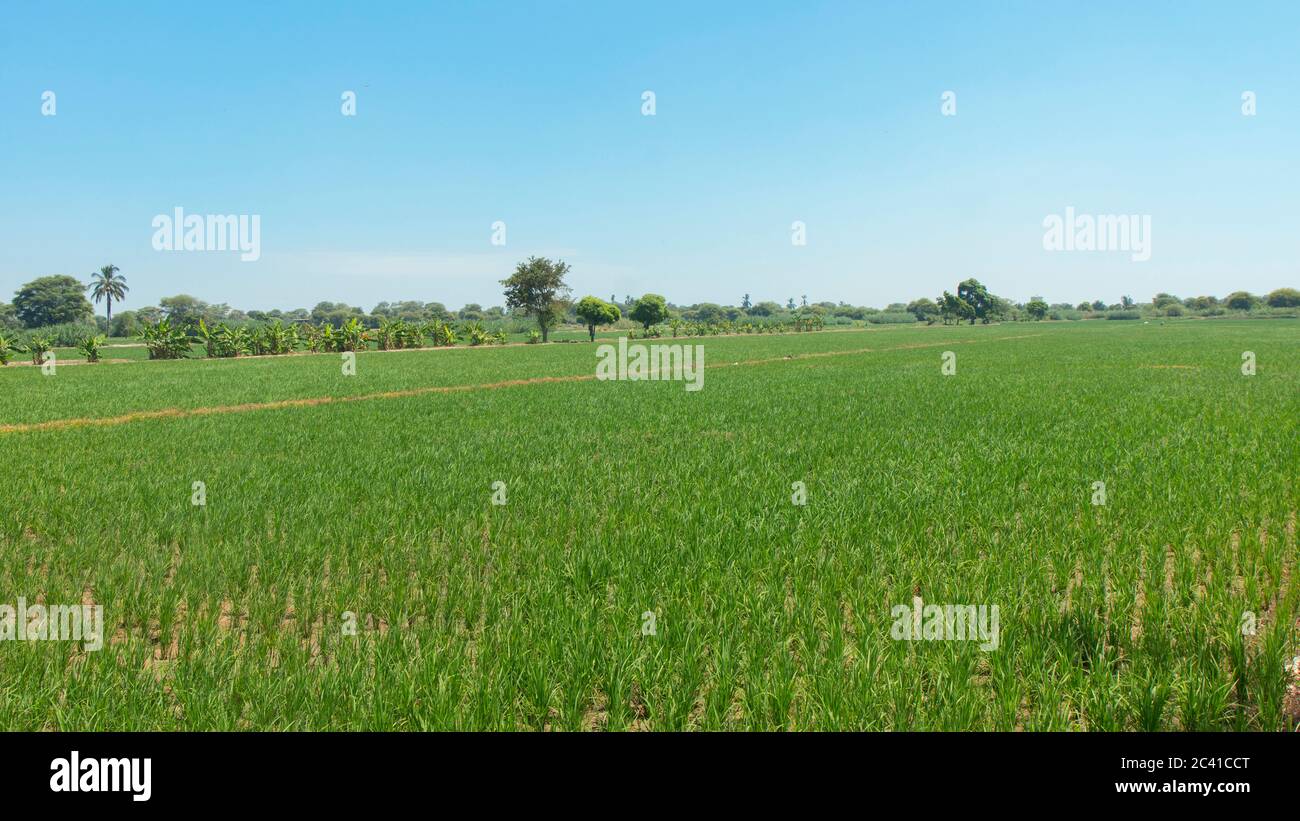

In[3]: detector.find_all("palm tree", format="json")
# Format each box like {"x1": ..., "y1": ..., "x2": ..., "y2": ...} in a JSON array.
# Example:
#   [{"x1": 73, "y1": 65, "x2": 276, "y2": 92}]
[{"x1": 88, "y1": 265, "x2": 128, "y2": 325}]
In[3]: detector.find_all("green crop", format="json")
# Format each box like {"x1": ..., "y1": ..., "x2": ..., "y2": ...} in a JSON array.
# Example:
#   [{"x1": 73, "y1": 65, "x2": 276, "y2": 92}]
[{"x1": 0, "y1": 320, "x2": 1294, "y2": 730}]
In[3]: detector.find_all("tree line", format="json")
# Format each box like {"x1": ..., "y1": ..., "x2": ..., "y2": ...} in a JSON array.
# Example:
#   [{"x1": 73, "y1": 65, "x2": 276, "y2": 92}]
[{"x1": 2, "y1": 263, "x2": 1297, "y2": 353}]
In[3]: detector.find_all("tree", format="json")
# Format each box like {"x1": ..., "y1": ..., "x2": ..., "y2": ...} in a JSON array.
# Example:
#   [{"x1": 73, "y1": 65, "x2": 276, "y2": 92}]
[
  {"x1": 630, "y1": 294, "x2": 669, "y2": 330},
  {"x1": 1120, "y1": 295, "x2": 1135, "y2": 309},
  {"x1": 956, "y1": 278, "x2": 993, "y2": 324},
  {"x1": 1026, "y1": 298, "x2": 1049, "y2": 320},
  {"x1": 938, "y1": 291, "x2": 973, "y2": 325},
  {"x1": 110, "y1": 310, "x2": 140, "y2": 338},
  {"x1": 159, "y1": 294, "x2": 211, "y2": 328},
  {"x1": 13, "y1": 275, "x2": 93, "y2": 327},
  {"x1": 741, "y1": 293, "x2": 752, "y2": 310},
  {"x1": 786, "y1": 298, "x2": 796, "y2": 310},
  {"x1": 1224, "y1": 291, "x2": 1257, "y2": 310},
  {"x1": 906, "y1": 298, "x2": 938, "y2": 322},
  {"x1": 87, "y1": 264, "x2": 129, "y2": 324},
  {"x1": 749, "y1": 301, "x2": 779, "y2": 317},
  {"x1": 1091, "y1": 300, "x2": 1106, "y2": 311},
  {"x1": 575, "y1": 296, "x2": 620, "y2": 341},
  {"x1": 1265, "y1": 288, "x2": 1300, "y2": 308},
  {"x1": 691, "y1": 303, "x2": 724, "y2": 323},
  {"x1": 501, "y1": 256, "x2": 571, "y2": 342}
]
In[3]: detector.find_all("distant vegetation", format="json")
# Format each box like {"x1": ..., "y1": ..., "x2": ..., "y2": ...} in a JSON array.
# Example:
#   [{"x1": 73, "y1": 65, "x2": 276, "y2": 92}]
[{"x1": 1, "y1": 263, "x2": 1296, "y2": 364}]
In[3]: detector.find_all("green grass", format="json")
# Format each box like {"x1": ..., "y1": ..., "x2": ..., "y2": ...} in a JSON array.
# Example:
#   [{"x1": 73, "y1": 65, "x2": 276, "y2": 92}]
[{"x1": 0, "y1": 320, "x2": 1295, "y2": 730}]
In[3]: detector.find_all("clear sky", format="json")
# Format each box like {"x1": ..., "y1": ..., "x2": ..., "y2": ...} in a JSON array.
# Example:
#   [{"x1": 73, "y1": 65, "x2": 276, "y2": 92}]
[{"x1": 2, "y1": 1, "x2": 1297, "y2": 313}]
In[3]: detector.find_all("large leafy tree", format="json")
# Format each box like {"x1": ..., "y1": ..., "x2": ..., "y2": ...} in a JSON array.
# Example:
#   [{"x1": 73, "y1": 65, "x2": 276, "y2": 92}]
[
  {"x1": 88, "y1": 264, "x2": 129, "y2": 324},
  {"x1": 13, "y1": 275, "x2": 93, "y2": 327},
  {"x1": 956, "y1": 278, "x2": 994, "y2": 324},
  {"x1": 1265, "y1": 288, "x2": 1300, "y2": 308},
  {"x1": 501, "y1": 256, "x2": 571, "y2": 342},
  {"x1": 575, "y1": 296, "x2": 620, "y2": 341},
  {"x1": 630, "y1": 293, "x2": 669, "y2": 330},
  {"x1": 1224, "y1": 291, "x2": 1257, "y2": 310}
]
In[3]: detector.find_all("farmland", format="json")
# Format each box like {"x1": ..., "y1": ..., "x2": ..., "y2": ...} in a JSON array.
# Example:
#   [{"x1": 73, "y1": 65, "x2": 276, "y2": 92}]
[{"x1": 0, "y1": 319, "x2": 1296, "y2": 730}]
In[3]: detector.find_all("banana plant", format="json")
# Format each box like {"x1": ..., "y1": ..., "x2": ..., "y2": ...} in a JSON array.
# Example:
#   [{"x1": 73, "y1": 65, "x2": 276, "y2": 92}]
[
  {"x1": 0, "y1": 331, "x2": 13, "y2": 365},
  {"x1": 195, "y1": 319, "x2": 218, "y2": 357},
  {"x1": 77, "y1": 334, "x2": 105, "y2": 363},
  {"x1": 428, "y1": 320, "x2": 457, "y2": 347},
  {"x1": 25, "y1": 334, "x2": 54, "y2": 365},
  {"x1": 376, "y1": 317, "x2": 398, "y2": 350},
  {"x1": 339, "y1": 317, "x2": 369, "y2": 352},
  {"x1": 463, "y1": 321, "x2": 489, "y2": 346}
]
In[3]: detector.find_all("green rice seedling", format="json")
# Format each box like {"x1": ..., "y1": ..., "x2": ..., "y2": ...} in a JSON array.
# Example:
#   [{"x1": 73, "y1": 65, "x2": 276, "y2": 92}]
[{"x1": 0, "y1": 320, "x2": 1294, "y2": 730}]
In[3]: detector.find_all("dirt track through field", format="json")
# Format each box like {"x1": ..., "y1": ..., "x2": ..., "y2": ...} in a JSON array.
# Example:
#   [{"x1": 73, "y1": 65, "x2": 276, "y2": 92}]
[{"x1": 0, "y1": 333, "x2": 1041, "y2": 435}]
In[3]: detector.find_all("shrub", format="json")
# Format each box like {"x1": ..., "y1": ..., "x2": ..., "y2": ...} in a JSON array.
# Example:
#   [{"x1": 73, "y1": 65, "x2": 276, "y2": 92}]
[{"x1": 1106, "y1": 311, "x2": 1141, "y2": 320}]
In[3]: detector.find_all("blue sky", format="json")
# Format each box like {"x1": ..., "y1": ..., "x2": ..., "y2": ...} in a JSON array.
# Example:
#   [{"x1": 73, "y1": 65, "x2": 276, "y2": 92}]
[{"x1": 1, "y1": 1, "x2": 1297, "y2": 313}]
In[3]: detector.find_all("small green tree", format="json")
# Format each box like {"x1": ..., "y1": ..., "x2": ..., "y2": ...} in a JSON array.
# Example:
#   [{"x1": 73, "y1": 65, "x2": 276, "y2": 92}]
[
  {"x1": 575, "y1": 296, "x2": 620, "y2": 341},
  {"x1": 906, "y1": 298, "x2": 938, "y2": 322},
  {"x1": 630, "y1": 294, "x2": 669, "y2": 330},
  {"x1": 501, "y1": 256, "x2": 571, "y2": 342},
  {"x1": 1026, "y1": 298, "x2": 1049, "y2": 321},
  {"x1": 938, "y1": 291, "x2": 973, "y2": 325}
]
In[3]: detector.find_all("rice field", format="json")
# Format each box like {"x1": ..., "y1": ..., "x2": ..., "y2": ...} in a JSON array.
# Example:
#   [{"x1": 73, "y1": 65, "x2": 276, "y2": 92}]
[{"x1": 0, "y1": 319, "x2": 1296, "y2": 730}]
